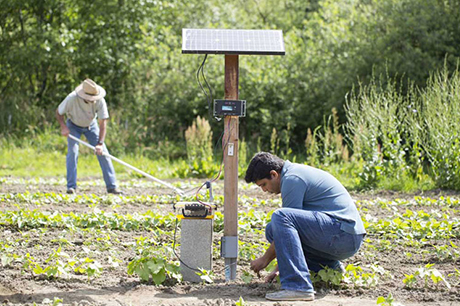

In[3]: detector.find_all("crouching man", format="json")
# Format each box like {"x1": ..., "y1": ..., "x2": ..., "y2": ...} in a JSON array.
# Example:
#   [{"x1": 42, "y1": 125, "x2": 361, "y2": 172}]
[{"x1": 245, "y1": 152, "x2": 366, "y2": 301}]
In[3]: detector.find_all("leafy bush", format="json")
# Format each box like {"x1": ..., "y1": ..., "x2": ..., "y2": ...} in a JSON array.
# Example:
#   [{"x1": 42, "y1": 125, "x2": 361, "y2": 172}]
[
  {"x1": 345, "y1": 76, "x2": 423, "y2": 189},
  {"x1": 185, "y1": 116, "x2": 213, "y2": 162},
  {"x1": 127, "y1": 249, "x2": 181, "y2": 284},
  {"x1": 417, "y1": 68, "x2": 460, "y2": 189}
]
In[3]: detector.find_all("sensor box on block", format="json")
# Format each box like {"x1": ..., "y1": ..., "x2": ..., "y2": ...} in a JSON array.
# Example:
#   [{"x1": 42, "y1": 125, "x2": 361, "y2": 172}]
[{"x1": 213, "y1": 99, "x2": 246, "y2": 117}]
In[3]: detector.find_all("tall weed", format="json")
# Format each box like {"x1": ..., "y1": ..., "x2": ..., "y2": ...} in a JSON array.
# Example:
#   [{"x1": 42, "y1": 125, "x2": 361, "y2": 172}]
[
  {"x1": 180, "y1": 116, "x2": 219, "y2": 178},
  {"x1": 344, "y1": 76, "x2": 422, "y2": 189},
  {"x1": 185, "y1": 116, "x2": 213, "y2": 162},
  {"x1": 305, "y1": 127, "x2": 320, "y2": 166},
  {"x1": 418, "y1": 68, "x2": 460, "y2": 189},
  {"x1": 317, "y1": 108, "x2": 349, "y2": 166}
]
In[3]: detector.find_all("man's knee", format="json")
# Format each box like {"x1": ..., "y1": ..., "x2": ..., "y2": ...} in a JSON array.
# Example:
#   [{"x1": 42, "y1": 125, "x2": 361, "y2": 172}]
[
  {"x1": 271, "y1": 208, "x2": 293, "y2": 225},
  {"x1": 267, "y1": 209, "x2": 296, "y2": 237}
]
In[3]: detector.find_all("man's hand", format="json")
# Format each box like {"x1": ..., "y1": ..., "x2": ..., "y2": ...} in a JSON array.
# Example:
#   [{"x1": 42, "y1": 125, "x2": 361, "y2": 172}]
[
  {"x1": 95, "y1": 144, "x2": 104, "y2": 155},
  {"x1": 250, "y1": 256, "x2": 270, "y2": 274},
  {"x1": 250, "y1": 242, "x2": 276, "y2": 278},
  {"x1": 265, "y1": 265, "x2": 279, "y2": 283},
  {"x1": 60, "y1": 126, "x2": 70, "y2": 137}
]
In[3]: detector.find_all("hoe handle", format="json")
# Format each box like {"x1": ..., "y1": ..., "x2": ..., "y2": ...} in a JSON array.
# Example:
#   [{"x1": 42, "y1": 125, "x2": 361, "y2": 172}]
[{"x1": 67, "y1": 134, "x2": 184, "y2": 195}]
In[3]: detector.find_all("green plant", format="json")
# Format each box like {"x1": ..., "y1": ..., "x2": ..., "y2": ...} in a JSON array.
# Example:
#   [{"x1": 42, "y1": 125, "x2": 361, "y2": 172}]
[
  {"x1": 312, "y1": 266, "x2": 344, "y2": 287},
  {"x1": 317, "y1": 108, "x2": 348, "y2": 166},
  {"x1": 34, "y1": 297, "x2": 64, "y2": 306},
  {"x1": 344, "y1": 76, "x2": 418, "y2": 189},
  {"x1": 127, "y1": 248, "x2": 181, "y2": 284},
  {"x1": 419, "y1": 68, "x2": 460, "y2": 190},
  {"x1": 241, "y1": 270, "x2": 254, "y2": 284},
  {"x1": 305, "y1": 127, "x2": 320, "y2": 166},
  {"x1": 71, "y1": 257, "x2": 103, "y2": 281},
  {"x1": 342, "y1": 264, "x2": 385, "y2": 288},
  {"x1": 196, "y1": 268, "x2": 215, "y2": 284},
  {"x1": 376, "y1": 293, "x2": 405, "y2": 306},
  {"x1": 235, "y1": 296, "x2": 251, "y2": 306},
  {"x1": 448, "y1": 268, "x2": 460, "y2": 287},
  {"x1": 403, "y1": 263, "x2": 451, "y2": 289},
  {"x1": 185, "y1": 116, "x2": 213, "y2": 162},
  {"x1": 403, "y1": 274, "x2": 417, "y2": 288}
]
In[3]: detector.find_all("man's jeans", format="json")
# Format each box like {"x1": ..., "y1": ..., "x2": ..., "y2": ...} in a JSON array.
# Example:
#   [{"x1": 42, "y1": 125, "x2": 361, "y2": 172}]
[
  {"x1": 66, "y1": 119, "x2": 117, "y2": 190},
  {"x1": 265, "y1": 208, "x2": 364, "y2": 292}
]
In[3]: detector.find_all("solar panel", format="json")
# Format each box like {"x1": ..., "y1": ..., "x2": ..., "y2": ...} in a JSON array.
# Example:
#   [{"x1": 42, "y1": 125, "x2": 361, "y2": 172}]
[{"x1": 182, "y1": 29, "x2": 285, "y2": 55}]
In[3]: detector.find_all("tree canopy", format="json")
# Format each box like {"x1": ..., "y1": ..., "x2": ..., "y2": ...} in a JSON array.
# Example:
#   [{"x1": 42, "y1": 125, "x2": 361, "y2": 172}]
[{"x1": 1, "y1": 0, "x2": 459, "y2": 155}]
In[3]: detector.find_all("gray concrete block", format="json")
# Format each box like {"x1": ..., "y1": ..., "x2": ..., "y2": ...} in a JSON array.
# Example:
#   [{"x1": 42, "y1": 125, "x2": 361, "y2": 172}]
[{"x1": 180, "y1": 218, "x2": 213, "y2": 282}]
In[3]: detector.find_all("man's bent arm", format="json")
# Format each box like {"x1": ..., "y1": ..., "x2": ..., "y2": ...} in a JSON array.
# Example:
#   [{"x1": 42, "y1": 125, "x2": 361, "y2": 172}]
[
  {"x1": 98, "y1": 119, "x2": 108, "y2": 144},
  {"x1": 56, "y1": 109, "x2": 69, "y2": 137},
  {"x1": 263, "y1": 242, "x2": 276, "y2": 263},
  {"x1": 250, "y1": 242, "x2": 276, "y2": 273}
]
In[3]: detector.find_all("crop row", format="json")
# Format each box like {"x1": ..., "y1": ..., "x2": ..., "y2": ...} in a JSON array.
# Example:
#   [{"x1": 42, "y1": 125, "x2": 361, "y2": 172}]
[
  {"x1": 0, "y1": 177, "x2": 190, "y2": 188},
  {"x1": 356, "y1": 196, "x2": 460, "y2": 208},
  {"x1": 0, "y1": 191, "x2": 283, "y2": 208},
  {"x1": 2, "y1": 242, "x2": 456, "y2": 291},
  {"x1": 0, "y1": 208, "x2": 178, "y2": 231},
  {"x1": 2, "y1": 192, "x2": 459, "y2": 211},
  {"x1": 364, "y1": 209, "x2": 460, "y2": 240},
  {"x1": 0, "y1": 206, "x2": 458, "y2": 243},
  {"x1": 0, "y1": 192, "x2": 183, "y2": 206}
]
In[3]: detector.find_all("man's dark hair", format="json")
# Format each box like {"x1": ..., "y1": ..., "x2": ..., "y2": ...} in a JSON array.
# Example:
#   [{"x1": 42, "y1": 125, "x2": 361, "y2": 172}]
[{"x1": 244, "y1": 152, "x2": 285, "y2": 183}]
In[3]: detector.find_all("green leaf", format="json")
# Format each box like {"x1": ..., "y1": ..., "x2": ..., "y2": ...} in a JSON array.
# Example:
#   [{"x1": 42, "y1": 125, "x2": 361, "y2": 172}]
[
  {"x1": 200, "y1": 274, "x2": 214, "y2": 284},
  {"x1": 34, "y1": 265, "x2": 44, "y2": 275},
  {"x1": 138, "y1": 264, "x2": 150, "y2": 281},
  {"x1": 241, "y1": 271, "x2": 253, "y2": 284},
  {"x1": 376, "y1": 296, "x2": 385, "y2": 304},
  {"x1": 235, "y1": 296, "x2": 246, "y2": 306},
  {"x1": 146, "y1": 260, "x2": 163, "y2": 274},
  {"x1": 151, "y1": 268, "x2": 167, "y2": 285}
]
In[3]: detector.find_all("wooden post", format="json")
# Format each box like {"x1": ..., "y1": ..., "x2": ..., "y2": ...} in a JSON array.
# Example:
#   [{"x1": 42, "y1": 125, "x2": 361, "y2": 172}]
[{"x1": 223, "y1": 54, "x2": 239, "y2": 280}]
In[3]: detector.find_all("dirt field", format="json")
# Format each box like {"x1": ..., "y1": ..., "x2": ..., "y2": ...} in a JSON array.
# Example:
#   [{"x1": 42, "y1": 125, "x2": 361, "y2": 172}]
[{"x1": 0, "y1": 176, "x2": 459, "y2": 306}]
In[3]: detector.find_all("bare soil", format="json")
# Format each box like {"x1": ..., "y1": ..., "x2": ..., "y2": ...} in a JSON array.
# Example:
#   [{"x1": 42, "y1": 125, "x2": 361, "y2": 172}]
[{"x1": 1, "y1": 178, "x2": 459, "y2": 306}]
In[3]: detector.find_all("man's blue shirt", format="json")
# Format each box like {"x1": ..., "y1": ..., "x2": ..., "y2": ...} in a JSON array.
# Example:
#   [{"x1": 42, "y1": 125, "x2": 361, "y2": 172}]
[{"x1": 280, "y1": 161, "x2": 366, "y2": 235}]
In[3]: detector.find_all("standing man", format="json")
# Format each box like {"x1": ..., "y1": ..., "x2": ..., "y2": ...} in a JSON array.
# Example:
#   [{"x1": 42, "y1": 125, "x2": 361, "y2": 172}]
[
  {"x1": 245, "y1": 152, "x2": 365, "y2": 301},
  {"x1": 56, "y1": 78, "x2": 122, "y2": 195}
]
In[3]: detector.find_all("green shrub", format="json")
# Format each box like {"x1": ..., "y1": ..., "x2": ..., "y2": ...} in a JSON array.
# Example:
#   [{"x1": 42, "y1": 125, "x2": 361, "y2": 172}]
[
  {"x1": 418, "y1": 68, "x2": 460, "y2": 189},
  {"x1": 344, "y1": 76, "x2": 422, "y2": 189},
  {"x1": 185, "y1": 116, "x2": 213, "y2": 162}
]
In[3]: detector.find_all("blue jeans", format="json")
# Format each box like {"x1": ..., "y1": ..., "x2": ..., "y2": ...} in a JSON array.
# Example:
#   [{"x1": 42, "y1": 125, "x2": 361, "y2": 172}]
[
  {"x1": 66, "y1": 119, "x2": 117, "y2": 190},
  {"x1": 265, "y1": 208, "x2": 364, "y2": 292}
]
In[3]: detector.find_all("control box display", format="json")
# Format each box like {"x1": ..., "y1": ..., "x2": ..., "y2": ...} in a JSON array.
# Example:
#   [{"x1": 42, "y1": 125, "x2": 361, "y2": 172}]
[{"x1": 213, "y1": 99, "x2": 246, "y2": 117}]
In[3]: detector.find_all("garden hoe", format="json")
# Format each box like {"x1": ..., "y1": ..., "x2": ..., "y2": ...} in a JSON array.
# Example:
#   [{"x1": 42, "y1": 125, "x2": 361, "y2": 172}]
[{"x1": 68, "y1": 134, "x2": 186, "y2": 196}]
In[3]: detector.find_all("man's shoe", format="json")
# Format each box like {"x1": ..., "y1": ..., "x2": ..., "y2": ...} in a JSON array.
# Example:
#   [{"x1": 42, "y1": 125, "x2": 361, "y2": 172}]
[
  {"x1": 67, "y1": 188, "x2": 76, "y2": 194},
  {"x1": 107, "y1": 188, "x2": 123, "y2": 195},
  {"x1": 265, "y1": 290, "x2": 315, "y2": 301},
  {"x1": 337, "y1": 261, "x2": 346, "y2": 273}
]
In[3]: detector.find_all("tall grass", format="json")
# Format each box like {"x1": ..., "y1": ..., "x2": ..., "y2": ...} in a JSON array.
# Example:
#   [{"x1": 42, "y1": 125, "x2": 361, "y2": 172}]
[
  {"x1": 344, "y1": 67, "x2": 460, "y2": 190},
  {"x1": 344, "y1": 77, "x2": 418, "y2": 188},
  {"x1": 418, "y1": 67, "x2": 460, "y2": 189}
]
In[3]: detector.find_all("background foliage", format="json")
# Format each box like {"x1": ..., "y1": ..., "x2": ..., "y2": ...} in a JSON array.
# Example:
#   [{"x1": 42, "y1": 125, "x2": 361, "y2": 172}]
[{"x1": 1, "y1": 0, "x2": 460, "y2": 190}]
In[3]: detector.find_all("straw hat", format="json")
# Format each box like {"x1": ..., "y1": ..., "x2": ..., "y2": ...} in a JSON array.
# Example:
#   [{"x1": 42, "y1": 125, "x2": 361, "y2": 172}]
[{"x1": 75, "y1": 78, "x2": 106, "y2": 101}]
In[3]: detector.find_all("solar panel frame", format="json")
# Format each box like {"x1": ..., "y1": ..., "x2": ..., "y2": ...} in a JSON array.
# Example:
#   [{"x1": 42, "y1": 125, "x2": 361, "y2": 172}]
[{"x1": 182, "y1": 29, "x2": 285, "y2": 55}]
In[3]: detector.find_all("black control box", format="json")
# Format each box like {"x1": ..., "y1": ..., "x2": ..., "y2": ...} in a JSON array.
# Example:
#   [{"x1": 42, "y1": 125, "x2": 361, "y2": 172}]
[{"x1": 213, "y1": 99, "x2": 246, "y2": 117}]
